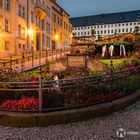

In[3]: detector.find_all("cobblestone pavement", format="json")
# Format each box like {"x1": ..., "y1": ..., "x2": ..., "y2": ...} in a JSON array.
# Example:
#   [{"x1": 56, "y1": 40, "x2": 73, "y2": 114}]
[{"x1": 0, "y1": 101, "x2": 140, "y2": 140}]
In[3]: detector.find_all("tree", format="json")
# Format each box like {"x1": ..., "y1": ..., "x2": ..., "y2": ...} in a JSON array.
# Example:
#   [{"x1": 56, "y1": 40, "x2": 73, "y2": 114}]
[
  {"x1": 91, "y1": 29, "x2": 96, "y2": 37},
  {"x1": 133, "y1": 26, "x2": 140, "y2": 35}
]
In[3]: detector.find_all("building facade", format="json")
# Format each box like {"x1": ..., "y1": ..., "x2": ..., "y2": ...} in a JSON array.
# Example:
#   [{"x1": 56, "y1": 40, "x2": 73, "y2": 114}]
[
  {"x1": 51, "y1": 0, "x2": 72, "y2": 50},
  {"x1": 0, "y1": 0, "x2": 72, "y2": 57},
  {"x1": 71, "y1": 10, "x2": 140, "y2": 40}
]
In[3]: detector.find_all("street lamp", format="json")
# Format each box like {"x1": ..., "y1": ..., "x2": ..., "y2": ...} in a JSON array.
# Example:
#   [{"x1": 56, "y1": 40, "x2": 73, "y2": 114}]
[
  {"x1": 27, "y1": 29, "x2": 34, "y2": 37},
  {"x1": 26, "y1": 28, "x2": 34, "y2": 52},
  {"x1": 54, "y1": 34, "x2": 59, "y2": 41}
]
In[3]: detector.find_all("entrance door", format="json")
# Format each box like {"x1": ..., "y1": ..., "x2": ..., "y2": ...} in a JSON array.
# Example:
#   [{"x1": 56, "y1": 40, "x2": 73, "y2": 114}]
[
  {"x1": 52, "y1": 40, "x2": 55, "y2": 50},
  {"x1": 36, "y1": 33, "x2": 41, "y2": 51}
]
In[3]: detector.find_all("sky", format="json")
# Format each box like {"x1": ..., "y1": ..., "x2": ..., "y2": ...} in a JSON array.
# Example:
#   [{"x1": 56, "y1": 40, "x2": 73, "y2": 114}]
[{"x1": 57, "y1": 0, "x2": 140, "y2": 17}]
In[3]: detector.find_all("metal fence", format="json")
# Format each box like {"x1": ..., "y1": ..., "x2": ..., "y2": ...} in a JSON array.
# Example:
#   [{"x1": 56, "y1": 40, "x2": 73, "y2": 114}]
[
  {"x1": 0, "y1": 66, "x2": 139, "y2": 112},
  {"x1": 0, "y1": 49, "x2": 70, "y2": 72}
]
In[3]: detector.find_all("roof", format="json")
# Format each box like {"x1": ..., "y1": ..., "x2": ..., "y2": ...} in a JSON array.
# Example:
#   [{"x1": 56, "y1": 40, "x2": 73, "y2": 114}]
[
  {"x1": 51, "y1": 0, "x2": 70, "y2": 16},
  {"x1": 70, "y1": 10, "x2": 140, "y2": 27}
]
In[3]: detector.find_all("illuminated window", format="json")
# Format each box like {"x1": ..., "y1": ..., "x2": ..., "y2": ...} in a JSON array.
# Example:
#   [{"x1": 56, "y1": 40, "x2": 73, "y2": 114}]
[
  {"x1": 18, "y1": 24, "x2": 22, "y2": 38},
  {"x1": 5, "y1": 41, "x2": 10, "y2": 51}
]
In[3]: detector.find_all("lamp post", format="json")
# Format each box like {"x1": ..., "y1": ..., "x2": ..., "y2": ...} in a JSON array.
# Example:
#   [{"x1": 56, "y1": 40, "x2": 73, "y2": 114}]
[{"x1": 110, "y1": 47, "x2": 114, "y2": 102}]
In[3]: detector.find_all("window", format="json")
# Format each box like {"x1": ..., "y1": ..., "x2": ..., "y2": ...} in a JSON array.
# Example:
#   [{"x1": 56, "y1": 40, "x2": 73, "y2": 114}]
[
  {"x1": 46, "y1": 5, "x2": 50, "y2": 17},
  {"x1": 57, "y1": 17, "x2": 59, "y2": 25},
  {"x1": 0, "y1": 0, "x2": 3, "y2": 7},
  {"x1": 60, "y1": 19, "x2": 62, "y2": 27},
  {"x1": 18, "y1": 43, "x2": 22, "y2": 49},
  {"x1": 111, "y1": 30, "x2": 113, "y2": 33},
  {"x1": 31, "y1": 12, "x2": 34, "y2": 23},
  {"x1": 31, "y1": 0, "x2": 34, "y2": 5},
  {"x1": 22, "y1": 27, "x2": 25, "y2": 38},
  {"x1": 46, "y1": 22, "x2": 50, "y2": 34},
  {"x1": 5, "y1": 19, "x2": 9, "y2": 32},
  {"x1": 5, "y1": 0, "x2": 10, "y2": 11},
  {"x1": 5, "y1": 41, "x2": 10, "y2": 51},
  {"x1": 23, "y1": 45, "x2": 25, "y2": 50},
  {"x1": 18, "y1": 5, "x2": 25, "y2": 18},
  {"x1": 22, "y1": 7, "x2": 25, "y2": 18},
  {"x1": 42, "y1": 20, "x2": 45, "y2": 30},
  {"x1": 18, "y1": 24, "x2": 22, "y2": 38},
  {"x1": 118, "y1": 29, "x2": 121, "y2": 33},
  {"x1": 42, "y1": 34, "x2": 45, "y2": 46},
  {"x1": 54, "y1": 14, "x2": 56, "y2": 23},
  {"x1": 46, "y1": 36, "x2": 50, "y2": 48}
]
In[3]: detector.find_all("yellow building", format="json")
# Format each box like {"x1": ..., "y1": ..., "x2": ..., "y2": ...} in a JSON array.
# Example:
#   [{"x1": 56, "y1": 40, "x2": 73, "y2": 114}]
[
  {"x1": 0, "y1": 0, "x2": 72, "y2": 58},
  {"x1": 51, "y1": 0, "x2": 73, "y2": 49}
]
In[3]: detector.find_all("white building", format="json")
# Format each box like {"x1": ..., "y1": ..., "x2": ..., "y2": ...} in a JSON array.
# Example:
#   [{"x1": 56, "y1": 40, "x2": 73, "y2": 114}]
[{"x1": 71, "y1": 10, "x2": 140, "y2": 39}]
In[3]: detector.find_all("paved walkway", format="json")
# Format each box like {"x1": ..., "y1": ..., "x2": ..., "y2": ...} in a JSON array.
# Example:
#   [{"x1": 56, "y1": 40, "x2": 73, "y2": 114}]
[{"x1": 0, "y1": 101, "x2": 140, "y2": 140}]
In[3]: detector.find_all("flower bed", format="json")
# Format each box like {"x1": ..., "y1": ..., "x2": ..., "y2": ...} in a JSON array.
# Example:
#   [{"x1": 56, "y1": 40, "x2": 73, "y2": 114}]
[
  {"x1": 66, "y1": 91, "x2": 123, "y2": 106},
  {"x1": 0, "y1": 95, "x2": 39, "y2": 111}
]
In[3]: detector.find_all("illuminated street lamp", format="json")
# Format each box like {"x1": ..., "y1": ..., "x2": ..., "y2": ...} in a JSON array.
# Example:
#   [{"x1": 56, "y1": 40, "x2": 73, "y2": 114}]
[
  {"x1": 54, "y1": 34, "x2": 59, "y2": 41},
  {"x1": 27, "y1": 29, "x2": 34, "y2": 38},
  {"x1": 26, "y1": 28, "x2": 34, "y2": 52}
]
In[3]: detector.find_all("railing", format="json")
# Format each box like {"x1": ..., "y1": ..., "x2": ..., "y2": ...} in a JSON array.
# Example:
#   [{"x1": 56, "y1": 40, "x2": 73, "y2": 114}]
[
  {"x1": 0, "y1": 49, "x2": 70, "y2": 72},
  {"x1": 0, "y1": 66, "x2": 139, "y2": 112}
]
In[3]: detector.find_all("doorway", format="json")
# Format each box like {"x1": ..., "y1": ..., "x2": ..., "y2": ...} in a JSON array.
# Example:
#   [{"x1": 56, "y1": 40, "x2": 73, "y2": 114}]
[{"x1": 36, "y1": 33, "x2": 41, "y2": 51}]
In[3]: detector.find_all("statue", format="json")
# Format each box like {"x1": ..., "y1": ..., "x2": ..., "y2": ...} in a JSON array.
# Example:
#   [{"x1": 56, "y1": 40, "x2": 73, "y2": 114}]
[
  {"x1": 109, "y1": 45, "x2": 114, "y2": 57},
  {"x1": 120, "y1": 44, "x2": 126, "y2": 56},
  {"x1": 102, "y1": 45, "x2": 107, "y2": 58},
  {"x1": 133, "y1": 26, "x2": 140, "y2": 35}
]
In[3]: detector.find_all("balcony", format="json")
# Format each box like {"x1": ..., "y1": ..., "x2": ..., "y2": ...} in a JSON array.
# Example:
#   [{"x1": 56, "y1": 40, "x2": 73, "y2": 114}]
[{"x1": 34, "y1": 3, "x2": 46, "y2": 19}]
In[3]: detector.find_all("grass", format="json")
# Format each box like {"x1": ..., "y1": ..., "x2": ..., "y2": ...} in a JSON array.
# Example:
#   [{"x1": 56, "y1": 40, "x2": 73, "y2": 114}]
[{"x1": 100, "y1": 58, "x2": 126, "y2": 67}]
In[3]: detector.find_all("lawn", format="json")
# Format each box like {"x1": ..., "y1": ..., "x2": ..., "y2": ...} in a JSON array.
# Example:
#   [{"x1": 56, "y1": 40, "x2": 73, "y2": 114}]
[{"x1": 100, "y1": 58, "x2": 126, "y2": 67}]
